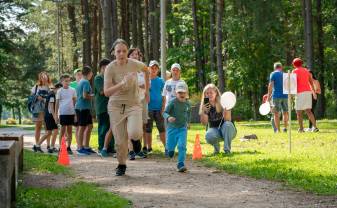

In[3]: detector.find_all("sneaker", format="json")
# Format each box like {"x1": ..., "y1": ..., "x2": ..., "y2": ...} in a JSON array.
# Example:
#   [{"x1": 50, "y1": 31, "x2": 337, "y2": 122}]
[
  {"x1": 168, "y1": 150, "x2": 174, "y2": 158},
  {"x1": 67, "y1": 147, "x2": 73, "y2": 155},
  {"x1": 84, "y1": 147, "x2": 96, "y2": 154},
  {"x1": 131, "y1": 140, "x2": 141, "y2": 153},
  {"x1": 304, "y1": 128, "x2": 311, "y2": 132},
  {"x1": 77, "y1": 148, "x2": 90, "y2": 156},
  {"x1": 164, "y1": 149, "x2": 169, "y2": 157},
  {"x1": 48, "y1": 148, "x2": 53, "y2": 154},
  {"x1": 224, "y1": 150, "x2": 231, "y2": 154},
  {"x1": 129, "y1": 151, "x2": 136, "y2": 160},
  {"x1": 148, "y1": 148, "x2": 153, "y2": 153},
  {"x1": 177, "y1": 162, "x2": 187, "y2": 172},
  {"x1": 36, "y1": 146, "x2": 44, "y2": 153},
  {"x1": 115, "y1": 164, "x2": 126, "y2": 176},
  {"x1": 142, "y1": 147, "x2": 148, "y2": 155},
  {"x1": 298, "y1": 128, "x2": 304, "y2": 133},
  {"x1": 311, "y1": 127, "x2": 319, "y2": 132},
  {"x1": 32, "y1": 145, "x2": 37, "y2": 152},
  {"x1": 282, "y1": 128, "x2": 287, "y2": 133},
  {"x1": 100, "y1": 149, "x2": 108, "y2": 157},
  {"x1": 52, "y1": 147, "x2": 58, "y2": 152},
  {"x1": 136, "y1": 151, "x2": 147, "y2": 159}
]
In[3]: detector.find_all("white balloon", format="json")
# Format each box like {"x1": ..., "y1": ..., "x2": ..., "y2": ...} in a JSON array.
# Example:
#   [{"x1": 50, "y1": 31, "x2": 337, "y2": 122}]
[
  {"x1": 259, "y1": 102, "x2": 271, "y2": 115},
  {"x1": 220, "y1": 92, "x2": 236, "y2": 110}
]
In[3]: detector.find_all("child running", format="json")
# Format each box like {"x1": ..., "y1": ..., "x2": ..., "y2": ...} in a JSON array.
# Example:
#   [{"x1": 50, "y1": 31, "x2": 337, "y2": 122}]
[{"x1": 163, "y1": 82, "x2": 191, "y2": 172}]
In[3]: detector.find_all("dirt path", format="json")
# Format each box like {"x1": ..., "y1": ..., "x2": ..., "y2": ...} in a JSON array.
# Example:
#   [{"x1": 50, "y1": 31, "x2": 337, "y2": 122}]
[{"x1": 1, "y1": 128, "x2": 335, "y2": 208}]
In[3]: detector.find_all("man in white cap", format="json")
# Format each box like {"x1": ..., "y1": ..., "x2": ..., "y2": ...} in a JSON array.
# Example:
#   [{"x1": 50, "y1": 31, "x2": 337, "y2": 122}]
[{"x1": 162, "y1": 63, "x2": 187, "y2": 108}]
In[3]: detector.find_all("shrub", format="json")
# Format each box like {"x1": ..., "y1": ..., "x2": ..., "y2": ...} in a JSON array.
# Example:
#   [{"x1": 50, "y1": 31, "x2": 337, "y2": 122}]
[{"x1": 6, "y1": 118, "x2": 17, "y2": 125}]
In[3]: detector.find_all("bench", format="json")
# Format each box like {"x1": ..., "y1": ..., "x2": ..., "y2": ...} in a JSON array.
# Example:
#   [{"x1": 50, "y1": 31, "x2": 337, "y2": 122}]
[
  {"x1": 0, "y1": 141, "x2": 16, "y2": 208},
  {"x1": 0, "y1": 135, "x2": 24, "y2": 172}
]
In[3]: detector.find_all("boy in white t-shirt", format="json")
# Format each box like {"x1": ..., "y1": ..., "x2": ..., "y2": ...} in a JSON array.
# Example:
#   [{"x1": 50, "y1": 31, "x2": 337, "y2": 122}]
[
  {"x1": 55, "y1": 74, "x2": 77, "y2": 155},
  {"x1": 162, "y1": 63, "x2": 187, "y2": 108}
]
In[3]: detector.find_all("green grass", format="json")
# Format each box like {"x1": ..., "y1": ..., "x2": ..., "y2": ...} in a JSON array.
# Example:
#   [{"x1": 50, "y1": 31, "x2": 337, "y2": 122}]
[
  {"x1": 23, "y1": 150, "x2": 71, "y2": 175},
  {"x1": 18, "y1": 149, "x2": 130, "y2": 208},
  {"x1": 90, "y1": 119, "x2": 336, "y2": 195},
  {"x1": 17, "y1": 182, "x2": 131, "y2": 208}
]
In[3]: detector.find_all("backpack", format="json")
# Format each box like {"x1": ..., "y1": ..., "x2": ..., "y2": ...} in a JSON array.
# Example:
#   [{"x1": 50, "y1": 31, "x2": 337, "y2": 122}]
[{"x1": 27, "y1": 85, "x2": 45, "y2": 115}]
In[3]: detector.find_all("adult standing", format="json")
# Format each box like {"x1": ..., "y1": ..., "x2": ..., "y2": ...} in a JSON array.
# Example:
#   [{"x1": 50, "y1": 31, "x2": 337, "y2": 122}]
[
  {"x1": 145, "y1": 60, "x2": 166, "y2": 154},
  {"x1": 104, "y1": 39, "x2": 149, "y2": 176},
  {"x1": 31, "y1": 71, "x2": 52, "y2": 150},
  {"x1": 292, "y1": 58, "x2": 319, "y2": 132},
  {"x1": 308, "y1": 70, "x2": 321, "y2": 130},
  {"x1": 70, "y1": 68, "x2": 82, "y2": 147},
  {"x1": 95, "y1": 58, "x2": 115, "y2": 157},
  {"x1": 199, "y1": 84, "x2": 237, "y2": 154},
  {"x1": 267, "y1": 62, "x2": 289, "y2": 132}
]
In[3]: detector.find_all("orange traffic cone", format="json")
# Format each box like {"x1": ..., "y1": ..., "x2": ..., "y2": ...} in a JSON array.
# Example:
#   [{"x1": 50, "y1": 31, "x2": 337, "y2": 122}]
[
  {"x1": 192, "y1": 134, "x2": 202, "y2": 160},
  {"x1": 57, "y1": 136, "x2": 70, "y2": 166}
]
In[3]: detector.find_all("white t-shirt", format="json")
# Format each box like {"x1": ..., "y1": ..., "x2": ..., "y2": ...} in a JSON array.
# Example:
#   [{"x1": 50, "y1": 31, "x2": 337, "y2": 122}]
[
  {"x1": 162, "y1": 79, "x2": 186, "y2": 107},
  {"x1": 56, "y1": 87, "x2": 77, "y2": 115}
]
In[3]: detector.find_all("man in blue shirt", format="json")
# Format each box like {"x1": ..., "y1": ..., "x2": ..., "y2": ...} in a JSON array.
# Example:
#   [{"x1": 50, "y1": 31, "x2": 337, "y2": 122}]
[
  {"x1": 267, "y1": 62, "x2": 289, "y2": 132},
  {"x1": 144, "y1": 60, "x2": 166, "y2": 154},
  {"x1": 75, "y1": 66, "x2": 95, "y2": 155}
]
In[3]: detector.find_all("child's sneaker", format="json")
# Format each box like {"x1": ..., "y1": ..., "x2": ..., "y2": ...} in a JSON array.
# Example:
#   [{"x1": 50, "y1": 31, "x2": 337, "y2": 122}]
[
  {"x1": 147, "y1": 147, "x2": 153, "y2": 154},
  {"x1": 136, "y1": 151, "x2": 147, "y2": 159},
  {"x1": 35, "y1": 146, "x2": 44, "y2": 153},
  {"x1": 47, "y1": 147, "x2": 54, "y2": 154},
  {"x1": 77, "y1": 148, "x2": 90, "y2": 156},
  {"x1": 168, "y1": 150, "x2": 174, "y2": 158},
  {"x1": 67, "y1": 147, "x2": 73, "y2": 155},
  {"x1": 129, "y1": 151, "x2": 136, "y2": 160},
  {"x1": 32, "y1": 145, "x2": 37, "y2": 152},
  {"x1": 115, "y1": 164, "x2": 126, "y2": 176},
  {"x1": 282, "y1": 128, "x2": 287, "y2": 133},
  {"x1": 84, "y1": 147, "x2": 96, "y2": 154},
  {"x1": 100, "y1": 149, "x2": 108, "y2": 157},
  {"x1": 311, "y1": 127, "x2": 319, "y2": 132},
  {"x1": 177, "y1": 162, "x2": 187, "y2": 172},
  {"x1": 142, "y1": 147, "x2": 148, "y2": 155},
  {"x1": 298, "y1": 128, "x2": 304, "y2": 133}
]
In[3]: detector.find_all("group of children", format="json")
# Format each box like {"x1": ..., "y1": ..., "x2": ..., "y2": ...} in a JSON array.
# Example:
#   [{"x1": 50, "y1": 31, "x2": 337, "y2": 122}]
[{"x1": 31, "y1": 49, "x2": 192, "y2": 174}]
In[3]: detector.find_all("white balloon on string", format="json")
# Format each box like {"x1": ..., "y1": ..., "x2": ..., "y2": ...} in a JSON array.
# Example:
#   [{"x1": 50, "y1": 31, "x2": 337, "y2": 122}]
[{"x1": 220, "y1": 92, "x2": 236, "y2": 110}]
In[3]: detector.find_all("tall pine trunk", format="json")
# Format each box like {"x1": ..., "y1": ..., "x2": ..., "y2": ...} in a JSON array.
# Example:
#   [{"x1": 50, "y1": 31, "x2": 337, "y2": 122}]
[
  {"x1": 121, "y1": 0, "x2": 130, "y2": 44},
  {"x1": 209, "y1": 0, "x2": 216, "y2": 73},
  {"x1": 67, "y1": 3, "x2": 79, "y2": 69},
  {"x1": 216, "y1": 0, "x2": 225, "y2": 92},
  {"x1": 98, "y1": 2, "x2": 102, "y2": 60},
  {"x1": 315, "y1": 0, "x2": 325, "y2": 118},
  {"x1": 144, "y1": 0, "x2": 149, "y2": 62},
  {"x1": 192, "y1": 0, "x2": 206, "y2": 91},
  {"x1": 302, "y1": 0, "x2": 314, "y2": 70},
  {"x1": 111, "y1": 0, "x2": 118, "y2": 44},
  {"x1": 131, "y1": 0, "x2": 138, "y2": 47},
  {"x1": 92, "y1": 0, "x2": 99, "y2": 75},
  {"x1": 137, "y1": 0, "x2": 144, "y2": 56},
  {"x1": 82, "y1": 0, "x2": 92, "y2": 67},
  {"x1": 100, "y1": 0, "x2": 112, "y2": 59}
]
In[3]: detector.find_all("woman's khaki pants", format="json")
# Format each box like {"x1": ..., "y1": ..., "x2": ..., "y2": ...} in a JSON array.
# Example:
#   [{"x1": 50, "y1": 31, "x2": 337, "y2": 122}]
[{"x1": 108, "y1": 104, "x2": 143, "y2": 165}]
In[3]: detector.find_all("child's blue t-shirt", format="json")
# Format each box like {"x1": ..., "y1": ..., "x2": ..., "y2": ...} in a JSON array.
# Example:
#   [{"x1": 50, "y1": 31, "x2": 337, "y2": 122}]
[
  {"x1": 270, "y1": 70, "x2": 288, "y2": 99},
  {"x1": 75, "y1": 79, "x2": 92, "y2": 110},
  {"x1": 148, "y1": 77, "x2": 165, "y2": 111}
]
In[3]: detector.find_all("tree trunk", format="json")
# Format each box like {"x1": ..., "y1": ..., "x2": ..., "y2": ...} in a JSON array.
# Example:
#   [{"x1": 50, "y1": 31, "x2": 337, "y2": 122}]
[
  {"x1": 111, "y1": 0, "x2": 118, "y2": 44},
  {"x1": 100, "y1": 0, "x2": 112, "y2": 59},
  {"x1": 167, "y1": 0, "x2": 173, "y2": 49},
  {"x1": 209, "y1": 0, "x2": 216, "y2": 73},
  {"x1": 137, "y1": 0, "x2": 145, "y2": 57},
  {"x1": 149, "y1": 0, "x2": 159, "y2": 60},
  {"x1": 144, "y1": 0, "x2": 150, "y2": 62},
  {"x1": 98, "y1": 1, "x2": 102, "y2": 60},
  {"x1": 92, "y1": 0, "x2": 99, "y2": 75},
  {"x1": 17, "y1": 106, "x2": 21, "y2": 125},
  {"x1": 216, "y1": 0, "x2": 225, "y2": 92},
  {"x1": 120, "y1": 0, "x2": 130, "y2": 44},
  {"x1": 315, "y1": 0, "x2": 325, "y2": 118},
  {"x1": 154, "y1": 0, "x2": 160, "y2": 61},
  {"x1": 0, "y1": 104, "x2": 2, "y2": 125},
  {"x1": 67, "y1": 3, "x2": 79, "y2": 69},
  {"x1": 12, "y1": 107, "x2": 15, "y2": 119},
  {"x1": 302, "y1": 0, "x2": 314, "y2": 70},
  {"x1": 131, "y1": 0, "x2": 138, "y2": 47},
  {"x1": 82, "y1": 0, "x2": 92, "y2": 67},
  {"x1": 192, "y1": 0, "x2": 206, "y2": 91}
]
